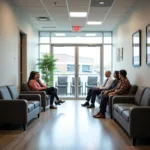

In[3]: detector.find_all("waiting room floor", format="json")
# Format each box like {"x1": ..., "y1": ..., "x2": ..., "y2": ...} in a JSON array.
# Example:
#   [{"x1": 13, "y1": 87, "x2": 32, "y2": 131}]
[{"x1": 0, "y1": 100, "x2": 150, "y2": 150}]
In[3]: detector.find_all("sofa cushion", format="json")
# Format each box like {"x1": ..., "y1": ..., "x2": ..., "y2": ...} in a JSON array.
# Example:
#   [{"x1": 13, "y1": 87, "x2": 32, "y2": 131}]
[
  {"x1": 116, "y1": 104, "x2": 137, "y2": 114},
  {"x1": 134, "y1": 86, "x2": 146, "y2": 105},
  {"x1": 113, "y1": 103, "x2": 130, "y2": 111},
  {"x1": 21, "y1": 83, "x2": 31, "y2": 91},
  {"x1": 122, "y1": 110, "x2": 130, "y2": 122},
  {"x1": 129, "y1": 85, "x2": 138, "y2": 95},
  {"x1": 0, "y1": 86, "x2": 12, "y2": 100},
  {"x1": 140, "y1": 88, "x2": 150, "y2": 106},
  {"x1": 28, "y1": 101, "x2": 40, "y2": 108},
  {"x1": 7, "y1": 85, "x2": 19, "y2": 99},
  {"x1": 28, "y1": 104, "x2": 34, "y2": 112}
]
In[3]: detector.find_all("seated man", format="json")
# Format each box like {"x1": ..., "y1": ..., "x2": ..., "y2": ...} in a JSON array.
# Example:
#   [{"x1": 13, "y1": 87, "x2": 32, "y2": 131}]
[
  {"x1": 81, "y1": 70, "x2": 113, "y2": 108},
  {"x1": 93, "y1": 69, "x2": 130, "y2": 118}
]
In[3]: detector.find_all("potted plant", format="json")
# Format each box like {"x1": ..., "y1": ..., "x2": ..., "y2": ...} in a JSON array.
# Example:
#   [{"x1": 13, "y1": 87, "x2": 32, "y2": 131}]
[{"x1": 37, "y1": 54, "x2": 57, "y2": 86}]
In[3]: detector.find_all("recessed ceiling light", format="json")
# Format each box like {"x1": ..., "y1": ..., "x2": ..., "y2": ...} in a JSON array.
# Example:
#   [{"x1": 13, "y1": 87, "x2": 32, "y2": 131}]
[
  {"x1": 86, "y1": 33, "x2": 96, "y2": 36},
  {"x1": 55, "y1": 33, "x2": 66, "y2": 36},
  {"x1": 87, "y1": 21, "x2": 102, "y2": 25},
  {"x1": 99, "y1": 1, "x2": 104, "y2": 5},
  {"x1": 70, "y1": 12, "x2": 87, "y2": 17}
]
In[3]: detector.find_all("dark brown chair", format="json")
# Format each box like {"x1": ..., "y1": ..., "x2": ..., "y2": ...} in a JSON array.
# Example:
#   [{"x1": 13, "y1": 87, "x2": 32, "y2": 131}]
[
  {"x1": 0, "y1": 85, "x2": 41, "y2": 130},
  {"x1": 21, "y1": 83, "x2": 50, "y2": 111}
]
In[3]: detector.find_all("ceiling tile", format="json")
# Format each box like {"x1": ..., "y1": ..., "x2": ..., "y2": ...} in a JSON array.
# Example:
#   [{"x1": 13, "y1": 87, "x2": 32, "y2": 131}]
[
  {"x1": 70, "y1": 18, "x2": 86, "y2": 26},
  {"x1": 114, "y1": 0, "x2": 137, "y2": 7},
  {"x1": 89, "y1": 7, "x2": 110, "y2": 13},
  {"x1": 12, "y1": 0, "x2": 41, "y2": 6},
  {"x1": 90, "y1": 0, "x2": 114, "y2": 7}
]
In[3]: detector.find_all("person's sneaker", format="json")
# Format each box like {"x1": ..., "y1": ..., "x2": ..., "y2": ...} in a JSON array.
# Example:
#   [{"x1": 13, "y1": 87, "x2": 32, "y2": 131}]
[
  {"x1": 81, "y1": 102, "x2": 89, "y2": 107},
  {"x1": 49, "y1": 105, "x2": 57, "y2": 109},
  {"x1": 87, "y1": 104, "x2": 95, "y2": 108}
]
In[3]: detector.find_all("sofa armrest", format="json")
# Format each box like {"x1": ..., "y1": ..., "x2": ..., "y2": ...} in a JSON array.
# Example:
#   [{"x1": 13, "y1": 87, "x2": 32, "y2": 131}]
[
  {"x1": 112, "y1": 96, "x2": 135, "y2": 104},
  {"x1": 19, "y1": 94, "x2": 41, "y2": 102},
  {"x1": 130, "y1": 106, "x2": 150, "y2": 137},
  {"x1": 0, "y1": 100, "x2": 28, "y2": 124},
  {"x1": 21, "y1": 91, "x2": 47, "y2": 106},
  {"x1": 108, "y1": 95, "x2": 114, "y2": 119}
]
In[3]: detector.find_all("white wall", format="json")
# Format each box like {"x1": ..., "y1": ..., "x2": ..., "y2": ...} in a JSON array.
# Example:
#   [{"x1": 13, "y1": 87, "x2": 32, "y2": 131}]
[
  {"x1": 113, "y1": 0, "x2": 150, "y2": 86},
  {"x1": 0, "y1": 0, "x2": 38, "y2": 86}
]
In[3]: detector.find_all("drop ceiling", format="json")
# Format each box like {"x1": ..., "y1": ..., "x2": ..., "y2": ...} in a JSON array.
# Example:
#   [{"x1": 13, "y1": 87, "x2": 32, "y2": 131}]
[{"x1": 12, "y1": 0, "x2": 137, "y2": 31}]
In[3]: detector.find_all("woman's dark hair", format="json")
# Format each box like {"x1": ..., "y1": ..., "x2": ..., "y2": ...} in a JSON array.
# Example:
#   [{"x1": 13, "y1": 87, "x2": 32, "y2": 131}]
[
  {"x1": 28, "y1": 71, "x2": 37, "y2": 84},
  {"x1": 119, "y1": 70, "x2": 127, "y2": 77},
  {"x1": 114, "y1": 70, "x2": 119, "y2": 79}
]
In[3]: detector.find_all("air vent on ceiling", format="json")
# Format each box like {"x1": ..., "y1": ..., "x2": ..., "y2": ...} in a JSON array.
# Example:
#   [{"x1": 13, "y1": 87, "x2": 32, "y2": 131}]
[
  {"x1": 42, "y1": 26, "x2": 56, "y2": 29},
  {"x1": 53, "y1": 1, "x2": 66, "y2": 7},
  {"x1": 90, "y1": 0, "x2": 114, "y2": 7},
  {"x1": 37, "y1": 17, "x2": 50, "y2": 21}
]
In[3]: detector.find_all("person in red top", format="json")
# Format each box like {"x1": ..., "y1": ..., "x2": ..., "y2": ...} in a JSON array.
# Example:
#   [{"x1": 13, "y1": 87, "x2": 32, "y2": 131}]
[{"x1": 28, "y1": 71, "x2": 64, "y2": 109}]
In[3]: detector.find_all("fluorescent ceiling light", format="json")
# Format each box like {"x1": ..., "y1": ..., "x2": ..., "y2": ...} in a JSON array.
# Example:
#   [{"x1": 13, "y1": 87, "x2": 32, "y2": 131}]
[
  {"x1": 99, "y1": 2, "x2": 104, "y2": 4},
  {"x1": 55, "y1": 33, "x2": 66, "y2": 36},
  {"x1": 70, "y1": 12, "x2": 87, "y2": 17},
  {"x1": 87, "y1": 21, "x2": 102, "y2": 25},
  {"x1": 86, "y1": 33, "x2": 96, "y2": 36}
]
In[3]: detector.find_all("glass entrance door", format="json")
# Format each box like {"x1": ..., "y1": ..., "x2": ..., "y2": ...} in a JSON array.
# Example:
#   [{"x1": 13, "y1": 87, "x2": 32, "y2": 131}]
[
  {"x1": 78, "y1": 46, "x2": 101, "y2": 98},
  {"x1": 53, "y1": 45, "x2": 102, "y2": 99},
  {"x1": 53, "y1": 46, "x2": 75, "y2": 98}
]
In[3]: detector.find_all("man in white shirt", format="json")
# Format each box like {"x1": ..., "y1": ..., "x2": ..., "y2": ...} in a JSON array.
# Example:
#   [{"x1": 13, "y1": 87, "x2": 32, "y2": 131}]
[{"x1": 81, "y1": 70, "x2": 113, "y2": 108}]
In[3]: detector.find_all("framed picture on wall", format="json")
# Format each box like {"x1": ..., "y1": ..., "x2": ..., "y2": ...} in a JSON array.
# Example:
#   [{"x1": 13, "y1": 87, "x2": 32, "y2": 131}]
[
  {"x1": 120, "y1": 47, "x2": 123, "y2": 61},
  {"x1": 146, "y1": 24, "x2": 150, "y2": 65},
  {"x1": 132, "y1": 30, "x2": 141, "y2": 67}
]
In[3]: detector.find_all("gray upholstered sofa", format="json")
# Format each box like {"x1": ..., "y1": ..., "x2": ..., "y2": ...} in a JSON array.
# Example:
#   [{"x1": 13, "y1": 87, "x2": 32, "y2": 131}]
[
  {"x1": 21, "y1": 83, "x2": 50, "y2": 111},
  {"x1": 0, "y1": 85, "x2": 41, "y2": 130},
  {"x1": 112, "y1": 86, "x2": 150, "y2": 145},
  {"x1": 96, "y1": 85, "x2": 138, "y2": 118}
]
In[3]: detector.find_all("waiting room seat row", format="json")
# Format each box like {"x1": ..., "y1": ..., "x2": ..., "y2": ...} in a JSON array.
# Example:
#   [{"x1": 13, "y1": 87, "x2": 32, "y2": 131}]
[
  {"x1": 55, "y1": 76, "x2": 98, "y2": 95},
  {"x1": 96, "y1": 85, "x2": 150, "y2": 145}
]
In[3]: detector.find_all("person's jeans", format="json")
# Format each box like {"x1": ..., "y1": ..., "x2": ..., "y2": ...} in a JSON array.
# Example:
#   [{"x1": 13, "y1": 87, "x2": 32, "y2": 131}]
[
  {"x1": 99, "y1": 95, "x2": 109, "y2": 115},
  {"x1": 86, "y1": 87, "x2": 102, "y2": 104}
]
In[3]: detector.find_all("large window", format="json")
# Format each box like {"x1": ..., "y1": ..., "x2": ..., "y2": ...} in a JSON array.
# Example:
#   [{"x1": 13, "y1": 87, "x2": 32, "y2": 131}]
[
  {"x1": 39, "y1": 32, "x2": 50, "y2": 43},
  {"x1": 39, "y1": 32, "x2": 112, "y2": 58},
  {"x1": 39, "y1": 32, "x2": 113, "y2": 92},
  {"x1": 67, "y1": 64, "x2": 75, "y2": 72},
  {"x1": 40, "y1": 45, "x2": 50, "y2": 58},
  {"x1": 82, "y1": 65, "x2": 92, "y2": 73},
  {"x1": 39, "y1": 32, "x2": 111, "y2": 44},
  {"x1": 51, "y1": 33, "x2": 103, "y2": 44}
]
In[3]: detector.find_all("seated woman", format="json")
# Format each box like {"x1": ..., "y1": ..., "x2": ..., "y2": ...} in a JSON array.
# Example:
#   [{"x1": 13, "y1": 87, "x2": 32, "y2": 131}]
[
  {"x1": 28, "y1": 71, "x2": 64, "y2": 109},
  {"x1": 108, "y1": 70, "x2": 120, "y2": 90},
  {"x1": 35, "y1": 72, "x2": 65, "y2": 105}
]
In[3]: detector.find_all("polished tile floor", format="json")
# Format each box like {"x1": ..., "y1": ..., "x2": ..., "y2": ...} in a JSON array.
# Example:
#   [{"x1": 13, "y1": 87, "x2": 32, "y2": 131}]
[{"x1": 0, "y1": 100, "x2": 150, "y2": 150}]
